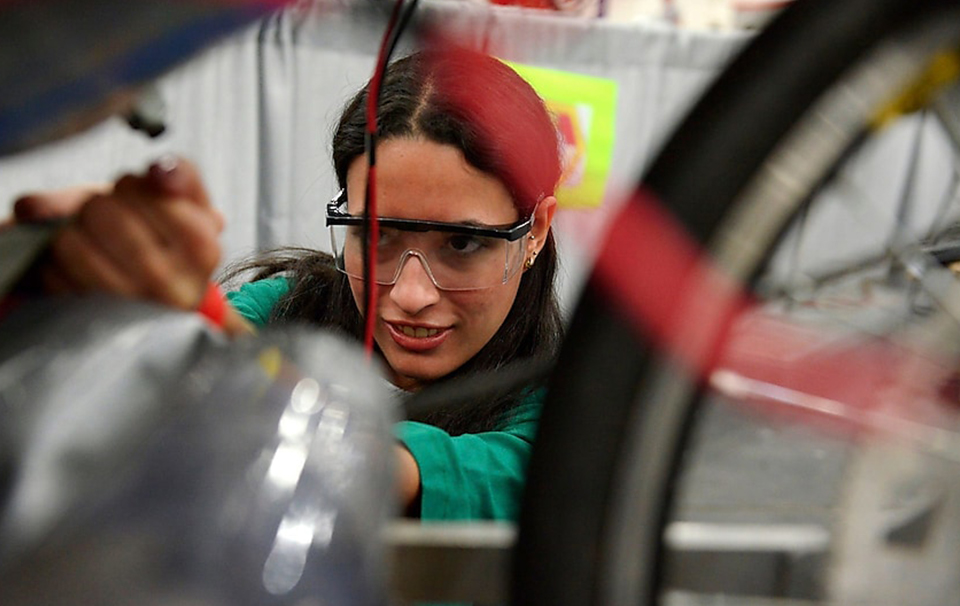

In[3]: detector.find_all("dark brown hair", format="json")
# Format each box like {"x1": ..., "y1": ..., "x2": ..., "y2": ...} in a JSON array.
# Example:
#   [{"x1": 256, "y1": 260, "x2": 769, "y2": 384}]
[{"x1": 223, "y1": 47, "x2": 564, "y2": 435}]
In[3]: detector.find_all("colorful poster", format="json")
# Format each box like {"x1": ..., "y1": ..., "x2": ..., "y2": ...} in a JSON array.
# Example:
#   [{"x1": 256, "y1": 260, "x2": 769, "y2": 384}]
[{"x1": 505, "y1": 60, "x2": 617, "y2": 209}]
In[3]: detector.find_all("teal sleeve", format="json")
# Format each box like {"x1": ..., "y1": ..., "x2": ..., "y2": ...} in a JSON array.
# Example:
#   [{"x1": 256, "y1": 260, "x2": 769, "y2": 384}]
[
  {"x1": 225, "y1": 277, "x2": 290, "y2": 327},
  {"x1": 395, "y1": 390, "x2": 543, "y2": 521}
]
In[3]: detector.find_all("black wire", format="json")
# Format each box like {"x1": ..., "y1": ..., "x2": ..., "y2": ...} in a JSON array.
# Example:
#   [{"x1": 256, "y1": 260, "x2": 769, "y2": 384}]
[
  {"x1": 384, "y1": 0, "x2": 420, "y2": 60},
  {"x1": 360, "y1": 0, "x2": 421, "y2": 348}
]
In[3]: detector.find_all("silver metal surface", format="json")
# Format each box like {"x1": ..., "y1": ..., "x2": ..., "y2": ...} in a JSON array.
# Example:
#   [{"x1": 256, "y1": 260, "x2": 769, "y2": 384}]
[
  {"x1": 385, "y1": 521, "x2": 515, "y2": 605},
  {"x1": 663, "y1": 523, "x2": 829, "y2": 600},
  {"x1": 385, "y1": 519, "x2": 832, "y2": 604}
]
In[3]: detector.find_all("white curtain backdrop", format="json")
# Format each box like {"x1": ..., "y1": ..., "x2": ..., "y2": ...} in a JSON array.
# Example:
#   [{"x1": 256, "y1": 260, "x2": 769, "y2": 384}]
[{"x1": 0, "y1": 1, "x2": 761, "y2": 310}]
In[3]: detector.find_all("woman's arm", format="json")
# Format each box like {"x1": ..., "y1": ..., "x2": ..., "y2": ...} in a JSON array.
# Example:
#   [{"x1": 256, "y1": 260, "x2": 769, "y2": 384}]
[
  {"x1": 395, "y1": 391, "x2": 542, "y2": 521},
  {"x1": 396, "y1": 444, "x2": 422, "y2": 515},
  {"x1": 397, "y1": 423, "x2": 535, "y2": 520}
]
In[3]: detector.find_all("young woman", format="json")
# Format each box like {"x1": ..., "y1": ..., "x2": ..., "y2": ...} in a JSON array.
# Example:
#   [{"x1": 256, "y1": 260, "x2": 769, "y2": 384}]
[{"x1": 13, "y1": 47, "x2": 564, "y2": 521}]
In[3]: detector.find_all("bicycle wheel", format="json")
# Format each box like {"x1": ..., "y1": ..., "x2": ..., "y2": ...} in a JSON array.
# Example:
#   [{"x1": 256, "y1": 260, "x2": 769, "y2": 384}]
[{"x1": 515, "y1": 0, "x2": 960, "y2": 605}]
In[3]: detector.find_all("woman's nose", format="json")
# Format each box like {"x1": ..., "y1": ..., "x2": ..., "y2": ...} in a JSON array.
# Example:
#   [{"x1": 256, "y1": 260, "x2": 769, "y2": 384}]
[{"x1": 388, "y1": 254, "x2": 441, "y2": 313}]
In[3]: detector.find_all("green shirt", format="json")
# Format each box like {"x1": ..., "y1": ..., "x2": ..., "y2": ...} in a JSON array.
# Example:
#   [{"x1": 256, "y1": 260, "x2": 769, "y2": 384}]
[{"x1": 226, "y1": 277, "x2": 542, "y2": 521}]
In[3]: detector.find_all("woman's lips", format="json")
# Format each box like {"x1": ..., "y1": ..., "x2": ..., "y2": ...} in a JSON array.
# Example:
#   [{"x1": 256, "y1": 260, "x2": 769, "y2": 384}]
[{"x1": 385, "y1": 322, "x2": 451, "y2": 352}]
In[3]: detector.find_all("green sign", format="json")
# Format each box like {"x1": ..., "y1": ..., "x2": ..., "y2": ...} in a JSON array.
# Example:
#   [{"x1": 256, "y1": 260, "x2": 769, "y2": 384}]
[{"x1": 506, "y1": 60, "x2": 617, "y2": 209}]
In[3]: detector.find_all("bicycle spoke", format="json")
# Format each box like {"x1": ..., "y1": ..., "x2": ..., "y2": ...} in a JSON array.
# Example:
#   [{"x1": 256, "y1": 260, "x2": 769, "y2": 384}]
[
  {"x1": 888, "y1": 110, "x2": 928, "y2": 255},
  {"x1": 933, "y1": 83, "x2": 960, "y2": 157}
]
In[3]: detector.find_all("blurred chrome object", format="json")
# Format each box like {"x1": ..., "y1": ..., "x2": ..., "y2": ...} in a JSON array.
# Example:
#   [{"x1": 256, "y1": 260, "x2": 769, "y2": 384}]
[{"x1": 0, "y1": 297, "x2": 395, "y2": 606}]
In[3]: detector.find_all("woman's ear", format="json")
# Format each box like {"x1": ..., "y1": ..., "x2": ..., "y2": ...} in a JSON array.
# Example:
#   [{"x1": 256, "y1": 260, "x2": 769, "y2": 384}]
[{"x1": 529, "y1": 195, "x2": 557, "y2": 256}]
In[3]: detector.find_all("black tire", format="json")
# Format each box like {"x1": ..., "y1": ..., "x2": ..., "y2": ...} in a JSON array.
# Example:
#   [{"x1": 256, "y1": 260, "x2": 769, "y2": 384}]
[{"x1": 513, "y1": 1, "x2": 960, "y2": 605}]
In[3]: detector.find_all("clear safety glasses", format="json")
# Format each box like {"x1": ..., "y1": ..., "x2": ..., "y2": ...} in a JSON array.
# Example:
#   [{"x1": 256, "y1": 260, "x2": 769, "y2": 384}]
[{"x1": 326, "y1": 190, "x2": 532, "y2": 291}]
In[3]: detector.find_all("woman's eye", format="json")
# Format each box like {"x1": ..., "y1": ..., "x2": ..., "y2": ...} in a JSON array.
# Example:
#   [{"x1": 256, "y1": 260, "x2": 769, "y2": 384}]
[
  {"x1": 350, "y1": 226, "x2": 397, "y2": 243},
  {"x1": 447, "y1": 235, "x2": 485, "y2": 254},
  {"x1": 378, "y1": 228, "x2": 400, "y2": 246}
]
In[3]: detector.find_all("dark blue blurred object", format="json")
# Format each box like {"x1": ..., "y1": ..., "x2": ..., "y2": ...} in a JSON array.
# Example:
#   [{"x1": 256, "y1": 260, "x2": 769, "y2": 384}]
[{"x1": 0, "y1": 0, "x2": 283, "y2": 155}]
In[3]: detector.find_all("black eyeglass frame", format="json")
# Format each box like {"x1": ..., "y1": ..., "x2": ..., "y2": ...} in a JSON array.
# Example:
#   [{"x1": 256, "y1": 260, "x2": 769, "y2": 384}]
[{"x1": 325, "y1": 190, "x2": 534, "y2": 241}]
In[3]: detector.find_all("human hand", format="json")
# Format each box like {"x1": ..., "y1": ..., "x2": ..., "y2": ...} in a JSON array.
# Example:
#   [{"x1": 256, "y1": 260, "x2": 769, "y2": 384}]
[{"x1": 33, "y1": 157, "x2": 225, "y2": 312}]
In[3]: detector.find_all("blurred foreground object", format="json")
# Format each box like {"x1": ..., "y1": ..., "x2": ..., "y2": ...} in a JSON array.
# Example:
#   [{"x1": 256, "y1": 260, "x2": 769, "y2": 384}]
[
  {"x1": 0, "y1": 297, "x2": 394, "y2": 606},
  {"x1": 0, "y1": 0, "x2": 287, "y2": 156},
  {"x1": 516, "y1": 0, "x2": 960, "y2": 604}
]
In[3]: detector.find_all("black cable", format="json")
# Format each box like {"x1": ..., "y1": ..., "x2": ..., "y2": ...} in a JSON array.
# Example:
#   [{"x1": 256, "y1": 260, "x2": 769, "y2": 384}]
[
  {"x1": 361, "y1": 0, "x2": 407, "y2": 354},
  {"x1": 360, "y1": 0, "x2": 423, "y2": 355},
  {"x1": 384, "y1": 0, "x2": 420, "y2": 60}
]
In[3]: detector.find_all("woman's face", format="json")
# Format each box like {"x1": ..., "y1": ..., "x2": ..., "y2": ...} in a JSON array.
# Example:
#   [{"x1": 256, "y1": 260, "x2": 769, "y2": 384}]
[{"x1": 344, "y1": 138, "x2": 531, "y2": 391}]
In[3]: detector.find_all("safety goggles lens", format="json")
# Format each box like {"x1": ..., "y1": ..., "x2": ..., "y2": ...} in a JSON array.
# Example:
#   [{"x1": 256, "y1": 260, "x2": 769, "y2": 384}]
[{"x1": 329, "y1": 222, "x2": 527, "y2": 290}]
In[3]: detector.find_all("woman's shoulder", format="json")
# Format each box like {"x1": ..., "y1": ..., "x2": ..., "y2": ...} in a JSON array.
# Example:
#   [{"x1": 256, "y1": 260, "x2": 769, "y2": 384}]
[
  {"x1": 495, "y1": 385, "x2": 546, "y2": 437},
  {"x1": 515, "y1": 386, "x2": 546, "y2": 416}
]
